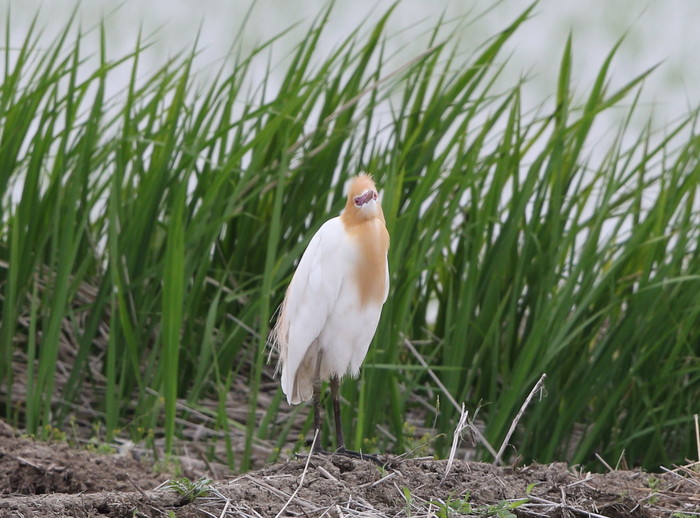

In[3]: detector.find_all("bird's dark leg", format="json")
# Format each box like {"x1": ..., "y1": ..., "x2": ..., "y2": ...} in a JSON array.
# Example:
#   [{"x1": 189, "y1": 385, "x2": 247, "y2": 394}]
[
  {"x1": 330, "y1": 375, "x2": 345, "y2": 450},
  {"x1": 330, "y1": 375, "x2": 385, "y2": 467},
  {"x1": 312, "y1": 379, "x2": 323, "y2": 453},
  {"x1": 298, "y1": 374, "x2": 384, "y2": 466},
  {"x1": 295, "y1": 379, "x2": 331, "y2": 459}
]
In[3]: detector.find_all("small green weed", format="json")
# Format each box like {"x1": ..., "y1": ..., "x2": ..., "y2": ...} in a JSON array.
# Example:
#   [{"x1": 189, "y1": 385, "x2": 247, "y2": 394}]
[
  {"x1": 36, "y1": 425, "x2": 67, "y2": 443},
  {"x1": 431, "y1": 493, "x2": 528, "y2": 518},
  {"x1": 646, "y1": 475, "x2": 661, "y2": 505},
  {"x1": 401, "y1": 422, "x2": 434, "y2": 458},
  {"x1": 401, "y1": 486, "x2": 414, "y2": 517},
  {"x1": 165, "y1": 477, "x2": 212, "y2": 501}
]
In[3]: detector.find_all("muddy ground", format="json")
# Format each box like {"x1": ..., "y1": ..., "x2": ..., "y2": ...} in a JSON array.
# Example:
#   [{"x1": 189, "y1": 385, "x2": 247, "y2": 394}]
[{"x1": 1, "y1": 420, "x2": 699, "y2": 517}]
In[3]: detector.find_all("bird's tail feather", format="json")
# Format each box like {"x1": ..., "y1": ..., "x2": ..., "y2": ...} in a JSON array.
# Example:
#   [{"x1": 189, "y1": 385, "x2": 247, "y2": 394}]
[{"x1": 269, "y1": 297, "x2": 289, "y2": 376}]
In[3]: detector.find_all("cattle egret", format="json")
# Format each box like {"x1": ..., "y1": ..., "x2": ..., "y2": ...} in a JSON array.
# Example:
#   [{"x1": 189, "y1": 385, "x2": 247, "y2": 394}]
[{"x1": 272, "y1": 174, "x2": 389, "y2": 459}]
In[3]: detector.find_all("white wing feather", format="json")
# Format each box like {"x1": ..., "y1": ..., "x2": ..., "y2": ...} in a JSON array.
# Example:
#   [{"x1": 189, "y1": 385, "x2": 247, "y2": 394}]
[{"x1": 275, "y1": 218, "x2": 350, "y2": 403}]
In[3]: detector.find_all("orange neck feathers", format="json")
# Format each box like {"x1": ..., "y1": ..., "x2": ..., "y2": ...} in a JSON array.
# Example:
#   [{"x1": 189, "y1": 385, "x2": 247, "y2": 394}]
[{"x1": 340, "y1": 174, "x2": 389, "y2": 305}]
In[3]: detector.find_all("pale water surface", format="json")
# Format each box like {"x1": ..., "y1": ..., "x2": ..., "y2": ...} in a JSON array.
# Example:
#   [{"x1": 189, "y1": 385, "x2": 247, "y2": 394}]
[{"x1": 4, "y1": 1, "x2": 699, "y2": 135}]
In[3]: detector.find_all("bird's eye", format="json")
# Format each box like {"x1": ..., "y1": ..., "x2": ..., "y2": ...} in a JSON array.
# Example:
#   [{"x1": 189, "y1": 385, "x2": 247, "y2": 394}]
[
  {"x1": 373, "y1": 191, "x2": 378, "y2": 200},
  {"x1": 354, "y1": 197, "x2": 361, "y2": 206}
]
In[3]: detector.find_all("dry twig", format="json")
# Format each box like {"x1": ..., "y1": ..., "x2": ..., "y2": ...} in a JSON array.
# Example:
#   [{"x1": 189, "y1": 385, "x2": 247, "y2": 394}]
[
  {"x1": 494, "y1": 373, "x2": 547, "y2": 466},
  {"x1": 403, "y1": 336, "x2": 497, "y2": 459},
  {"x1": 275, "y1": 429, "x2": 318, "y2": 518},
  {"x1": 695, "y1": 413, "x2": 699, "y2": 463},
  {"x1": 441, "y1": 403, "x2": 469, "y2": 484}
]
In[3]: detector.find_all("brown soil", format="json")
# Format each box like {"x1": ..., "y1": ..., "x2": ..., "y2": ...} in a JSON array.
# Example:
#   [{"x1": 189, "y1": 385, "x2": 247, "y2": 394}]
[
  {"x1": 0, "y1": 421, "x2": 170, "y2": 496},
  {"x1": 1, "y1": 421, "x2": 699, "y2": 517}
]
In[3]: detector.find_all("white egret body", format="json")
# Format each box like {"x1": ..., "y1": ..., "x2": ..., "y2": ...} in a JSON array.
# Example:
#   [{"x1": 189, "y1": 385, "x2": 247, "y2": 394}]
[{"x1": 272, "y1": 174, "x2": 389, "y2": 455}]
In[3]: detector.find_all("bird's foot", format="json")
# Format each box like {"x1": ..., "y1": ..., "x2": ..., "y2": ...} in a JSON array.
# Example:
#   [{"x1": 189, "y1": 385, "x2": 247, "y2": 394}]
[
  {"x1": 295, "y1": 447, "x2": 387, "y2": 467},
  {"x1": 294, "y1": 446, "x2": 333, "y2": 460},
  {"x1": 334, "y1": 447, "x2": 386, "y2": 467}
]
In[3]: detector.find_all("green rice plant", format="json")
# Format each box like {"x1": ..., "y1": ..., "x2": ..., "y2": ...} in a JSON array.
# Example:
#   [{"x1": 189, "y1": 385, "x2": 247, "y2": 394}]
[{"x1": 1, "y1": 2, "x2": 699, "y2": 472}]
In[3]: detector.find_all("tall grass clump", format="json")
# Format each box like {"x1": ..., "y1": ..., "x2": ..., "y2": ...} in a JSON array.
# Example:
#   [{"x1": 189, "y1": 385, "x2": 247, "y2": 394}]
[{"x1": 1, "y1": 4, "x2": 699, "y2": 471}]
